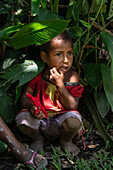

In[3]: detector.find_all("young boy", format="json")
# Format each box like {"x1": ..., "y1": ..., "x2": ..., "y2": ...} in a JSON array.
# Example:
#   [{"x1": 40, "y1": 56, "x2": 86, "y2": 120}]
[{"x1": 15, "y1": 30, "x2": 84, "y2": 155}]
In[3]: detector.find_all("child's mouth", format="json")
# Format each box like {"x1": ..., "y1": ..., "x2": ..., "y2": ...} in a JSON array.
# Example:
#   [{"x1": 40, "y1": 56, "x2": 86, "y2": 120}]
[{"x1": 59, "y1": 67, "x2": 68, "y2": 72}]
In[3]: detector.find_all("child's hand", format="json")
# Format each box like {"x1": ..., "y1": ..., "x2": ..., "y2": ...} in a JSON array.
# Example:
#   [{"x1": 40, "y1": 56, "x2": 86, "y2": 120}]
[
  {"x1": 30, "y1": 106, "x2": 45, "y2": 119},
  {"x1": 49, "y1": 67, "x2": 64, "y2": 87}
]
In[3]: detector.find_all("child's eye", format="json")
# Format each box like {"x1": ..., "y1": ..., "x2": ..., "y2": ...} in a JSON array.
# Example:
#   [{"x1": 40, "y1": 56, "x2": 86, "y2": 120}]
[
  {"x1": 68, "y1": 52, "x2": 73, "y2": 56},
  {"x1": 56, "y1": 53, "x2": 61, "y2": 56}
]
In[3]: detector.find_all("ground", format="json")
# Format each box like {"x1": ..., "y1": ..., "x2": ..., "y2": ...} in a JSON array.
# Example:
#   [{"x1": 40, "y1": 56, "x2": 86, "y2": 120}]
[{"x1": 0, "y1": 103, "x2": 113, "y2": 170}]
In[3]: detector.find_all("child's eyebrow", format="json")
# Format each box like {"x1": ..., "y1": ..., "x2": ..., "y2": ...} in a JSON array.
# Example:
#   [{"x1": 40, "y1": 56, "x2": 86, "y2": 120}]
[{"x1": 54, "y1": 49, "x2": 73, "y2": 52}]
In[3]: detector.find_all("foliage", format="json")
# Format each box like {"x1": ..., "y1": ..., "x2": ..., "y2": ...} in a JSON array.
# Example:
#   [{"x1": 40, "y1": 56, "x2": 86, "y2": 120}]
[
  {"x1": 0, "y1": 0, "x2": 113, "y2": 147},
  {"x1": 50, "y1": 145, "x2": 113, "y2": 169}
]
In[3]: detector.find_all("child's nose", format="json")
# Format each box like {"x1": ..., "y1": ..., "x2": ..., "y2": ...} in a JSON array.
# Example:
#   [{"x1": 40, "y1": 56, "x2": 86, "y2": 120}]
[{"x1": 63, "y1": 55, "x2": 69, "y2": 63}]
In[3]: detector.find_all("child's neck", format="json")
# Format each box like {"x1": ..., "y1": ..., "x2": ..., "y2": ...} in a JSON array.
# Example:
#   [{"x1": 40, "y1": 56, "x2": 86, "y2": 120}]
[{"x1": 43, "y1": 67, "x2": 50, "y2": 78}]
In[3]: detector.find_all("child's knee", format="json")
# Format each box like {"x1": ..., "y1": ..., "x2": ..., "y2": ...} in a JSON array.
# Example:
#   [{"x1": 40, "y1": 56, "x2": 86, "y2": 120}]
[
  {"x1": 62, "y1": 117, "x2": 81, "y2": 131},
  {"x1": 18, "y1": 124, "x2": 40, "y2": 139}
]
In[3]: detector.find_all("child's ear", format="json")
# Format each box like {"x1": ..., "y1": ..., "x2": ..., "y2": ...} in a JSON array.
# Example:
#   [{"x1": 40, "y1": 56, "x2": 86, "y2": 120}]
[{"x1": 40, "y1": 51, "x2": 47, "y2": 63}]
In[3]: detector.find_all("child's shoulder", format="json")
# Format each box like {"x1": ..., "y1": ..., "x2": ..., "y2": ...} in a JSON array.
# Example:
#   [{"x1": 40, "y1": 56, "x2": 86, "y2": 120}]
[{"x1": 66, "y1": 70, "x2": 79, "y2": 83}]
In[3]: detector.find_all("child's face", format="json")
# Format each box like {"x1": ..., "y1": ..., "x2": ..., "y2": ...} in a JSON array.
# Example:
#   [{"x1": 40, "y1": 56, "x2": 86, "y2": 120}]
[{"x1": 45, "y1": 39, "x2": 73, "y2": 73}]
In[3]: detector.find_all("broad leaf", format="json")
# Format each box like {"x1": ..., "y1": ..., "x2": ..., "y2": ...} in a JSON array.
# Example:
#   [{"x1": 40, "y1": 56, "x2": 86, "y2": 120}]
[
  {"x1": 34, "y1": 8, "x2": 59, "y2": 21},
  {"x1": 100, "y1": 32, "x2": 113, "y2": 82},
  {"x1": 31, "y1": 0, "x2": 40, "y2": 16},
  {"x1": 68, "y1": 26, "x2": 83, "y2": 37},
  {"x1": 72, "y1": 0, "x2": 82, "y2": 21},
  {"x1": 94, "y1": 92, "x2": 110, "y2": 118},
  {"x1": 2, "y1": 49, "x2": 26, "y2": 69},
  {"x1": 0, "y1": 60, "x2": 45, "y2": 87},
  {"x1": 0, "y1": 25, "x2": 23, "y2": 41},
  {"x1": 7, "y1": 20, "x2": 69, "y2": 49},
  {"x1": 66, "y1": 5, "x2": 73, "y2": 20},
  {"x1": 0, "y1": 1, "x2": 9, "y2": 15},
  {"x1": 0, "y1": 94, "x2": 15, "y2": 123},
  {"x1": 101, "y1": 63, "x2": 113, "y2": 111},
  {"x1": 84, "y1": 63, "x2": 102, "y2": 91},
  {"x1": 81, "y1": 0, "x2": 89, "y2": 15}
]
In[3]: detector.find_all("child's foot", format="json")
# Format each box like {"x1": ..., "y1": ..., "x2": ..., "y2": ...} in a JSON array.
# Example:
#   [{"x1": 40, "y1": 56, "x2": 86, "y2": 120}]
[
  {"x1": 17, "y1": 147, "x2": 48, "y2": 169},
  {"x1": 60, "y1": 138, "x2": 80, "y2": 155}
]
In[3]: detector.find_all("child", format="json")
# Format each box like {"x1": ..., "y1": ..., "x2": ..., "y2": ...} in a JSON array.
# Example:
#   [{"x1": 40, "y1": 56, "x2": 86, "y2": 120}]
[
  {"x1": 15, "y1": 30, "x2": 84, "y2": 155},
  {"x1": 0, "y1": 116, "x2": 48, "y2": 169}
]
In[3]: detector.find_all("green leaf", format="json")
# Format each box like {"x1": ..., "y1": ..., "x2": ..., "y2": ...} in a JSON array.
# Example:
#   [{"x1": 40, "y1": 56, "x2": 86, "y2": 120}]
[
  {"x1": 33, "y1": 8, "x2": 59, "y2": 20},
  {"x1": 81, "y1": 0, "x2": 89, "y2": 15},
  {"x1": 0, "y1": 60, "x2": 44, "y2": 87},
  {"x1": 0, "y1": 25, "x2": 23, "y2": 41},
  {"x1": 7, "y1": 20, "x2": 69, "y2": 50},
  {"x1": 18, "y1": 60, "x2": 45, "y2": 87},
  {"x1": 72, "y1": 0, "x2": 82, "y2": 21},
  {"x1": 2, "y1": 49, "x2": 25, "y2": 69},
  {"x1": 66, "y1": 5, "x2": 73, "y2": 20},
  {"x1": 16, "y1": 86, "x2": 23, "y2": 103},
  {"x1": 0, "y1": 140, "x2": 7, "y2": 153},
  {"x1": 94, "y1": 92, "x2": 110, "y2": 118},
  {"x1": 0, "y1": 83, "x2": 10, "y2": 97},
  {"x1": 101, "y1": 63, "x2": 113, "y2": 111},
  {"x1": 0, "y1": 1, "x2": 9, "y2": 15},
  {"x1": 79, "y1": 20, "x2": 91, "y2": 28},
  {"x1": 0, "y1": 94, "x2": 15, "y2": 123},
  {"x1": 31, "y1": 0, "x2": 40, "y2": 16},
  {"x1": 84, "y1": 63, "x2": 102, "y2": 91},
  {"x1": 68, "y1": 26, "x2": 83, "y2": 37},
  {"x1": 100, "y1": 32, "x2": 113, "y2": 82}
]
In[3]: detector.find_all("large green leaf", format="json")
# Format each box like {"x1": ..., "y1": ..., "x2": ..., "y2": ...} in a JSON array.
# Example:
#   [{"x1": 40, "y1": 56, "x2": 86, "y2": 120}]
[
  {"x1": 100, "y1": 32, "x2": 113, "y2": 82},
  {"x1": 67, "y1": 26, "x2": 83, "y2": 37},
  {"x1": 7, "y1": 20, "x2": 69, "y2": 50},
  {"x1": 84, "y1": 63, "x2": 102, "y2": 91},
  {"x1": 72, "y1": 0, "x2": 82, "y2": 21},
  {"x1": 33, "y1": 8, "x2": 59, "y2": 21},
  {"x1": 0, "y1": 60, "x2": 45, "y2": 87},
  {"x1": 0, "y1": 94, "x2": 15, "y2": 123},
  {"x1": 94, "y1": 92, "x2": 110, "y2": 118},
  {"x1": 31, "y1": 0, "x2": 40, "y2": 16},
  {"x1": 0, "y1": 25, "x2": 23, "y2": 41},
  {"x1": 81, "y1": 0, "x2": 89, "y2": 15},
  {"x1": 101, "y1": 63, "x2": 113, "y2": 111},
  {"x1": 2, "y1": 49, "x2": 25, "y2": 69}
]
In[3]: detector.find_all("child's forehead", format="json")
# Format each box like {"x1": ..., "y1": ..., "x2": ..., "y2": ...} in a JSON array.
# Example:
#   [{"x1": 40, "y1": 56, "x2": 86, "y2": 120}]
[{"x1": 51, "y1": 39, "x2": 73, "y2": 48}]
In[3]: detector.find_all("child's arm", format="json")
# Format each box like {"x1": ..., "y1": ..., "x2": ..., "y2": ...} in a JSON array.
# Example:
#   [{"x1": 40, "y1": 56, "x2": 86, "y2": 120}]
[
  {"x1": 20, "y1": 86, "x2": 34, "y2": 110},
  {"x1": 20, "y1": 86, "x2": 44, "y2": 119},
  {"x1": 49, "y1": 67, "x2": 79, "y2": 110}
]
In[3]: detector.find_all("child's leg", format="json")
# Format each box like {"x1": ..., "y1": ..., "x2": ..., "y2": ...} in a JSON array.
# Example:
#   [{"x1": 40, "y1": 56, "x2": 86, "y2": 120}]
[
  {"x1": 15, "y1": 111, "x2": 45, "y2": 153},
  {"x1": 18, "y1": 125, "x2": 44, "y2": 153},
  {"x1": 60, "y1": 117, "x2": 81, "y2": 155},
  {"x1": 0, "y1": 116, "x2": 47, "y2": 169}
]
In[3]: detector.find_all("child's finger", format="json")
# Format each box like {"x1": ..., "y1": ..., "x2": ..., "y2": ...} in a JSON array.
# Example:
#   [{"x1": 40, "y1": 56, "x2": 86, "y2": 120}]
[
  {"x1": 32, "y1": 106, "x2": 37, "y2": 110},
  {"x1": 38, "y1": 111, "x2": 44, "y2": 119}
]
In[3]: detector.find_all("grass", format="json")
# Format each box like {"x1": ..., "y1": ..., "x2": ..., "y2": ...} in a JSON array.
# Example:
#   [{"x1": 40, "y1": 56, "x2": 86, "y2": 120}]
[{"x1": 49, "y1": 145, "x2": 113, "y2": 170}]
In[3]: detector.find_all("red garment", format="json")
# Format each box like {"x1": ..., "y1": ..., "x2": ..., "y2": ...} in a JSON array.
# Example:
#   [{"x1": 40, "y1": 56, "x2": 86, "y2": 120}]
[{"x1": 28, "y1": 72, "x2": 84, "y2": 117}]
